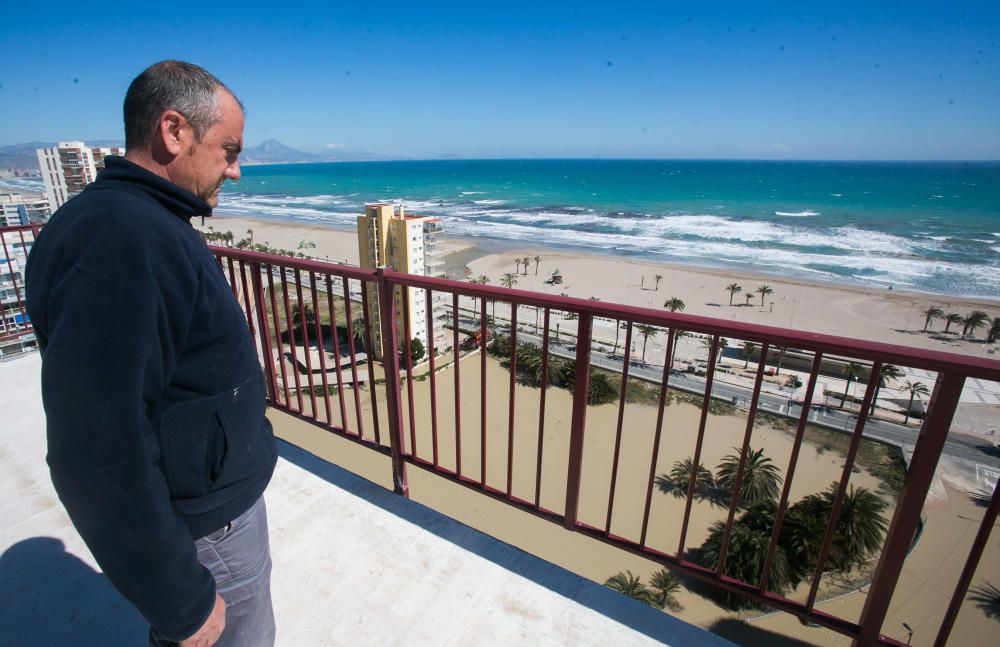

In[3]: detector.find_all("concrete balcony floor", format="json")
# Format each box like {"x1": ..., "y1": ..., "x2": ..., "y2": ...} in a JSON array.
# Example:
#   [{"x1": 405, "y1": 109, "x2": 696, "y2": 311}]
[{"x1": 1, "y1": 352, "x2": 730, "y2": 646}]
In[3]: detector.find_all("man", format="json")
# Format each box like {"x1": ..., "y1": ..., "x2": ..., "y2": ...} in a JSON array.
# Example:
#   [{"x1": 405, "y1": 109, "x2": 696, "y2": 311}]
[{"x1": 26, "y1": 61, "x2": 278, "y2": 646}]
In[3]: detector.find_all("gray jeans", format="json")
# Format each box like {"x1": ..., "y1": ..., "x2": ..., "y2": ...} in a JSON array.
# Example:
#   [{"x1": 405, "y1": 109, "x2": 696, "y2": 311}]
[{"x1": 150, "y1": 497, "x2": 275, "y2": 647}]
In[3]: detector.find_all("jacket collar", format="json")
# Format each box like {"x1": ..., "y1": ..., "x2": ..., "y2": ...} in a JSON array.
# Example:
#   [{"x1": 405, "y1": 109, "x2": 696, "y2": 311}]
[{"x1": 92, "y1": 156, "x2": 213, "y2": 222}]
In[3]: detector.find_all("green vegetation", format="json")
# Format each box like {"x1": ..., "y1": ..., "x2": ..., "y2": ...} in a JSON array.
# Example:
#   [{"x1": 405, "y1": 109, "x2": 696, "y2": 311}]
[
  {"x1": 726, "y1": 283, "x2": 742, "y2": 306},
  {"x1": 604, "y1": 570, "x2": 684, "y2": 611},
  {"x1": 399, "y1": 337, "x2": 426, "y2": 365}
]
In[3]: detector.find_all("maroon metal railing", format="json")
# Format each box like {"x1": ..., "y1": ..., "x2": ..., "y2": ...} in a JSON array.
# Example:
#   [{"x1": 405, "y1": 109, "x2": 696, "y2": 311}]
[
  {"x1": 0, "y1": 224, "x2": 38, "y2": 348},
  {"x1": 198, "y1": 246, "x2": 997, "y2": 645},
  {"x1": 8, "y1": 223, "x2": 999, "y2": 646}
]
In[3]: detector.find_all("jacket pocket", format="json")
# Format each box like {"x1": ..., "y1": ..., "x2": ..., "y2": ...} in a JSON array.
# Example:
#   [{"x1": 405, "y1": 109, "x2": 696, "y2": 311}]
[
  {"x1": 161, "y1": 376, "x2": 273, "y2": 514},
  {"x1": 160, "y1": 389, "x2": 235, "y2": 500}
]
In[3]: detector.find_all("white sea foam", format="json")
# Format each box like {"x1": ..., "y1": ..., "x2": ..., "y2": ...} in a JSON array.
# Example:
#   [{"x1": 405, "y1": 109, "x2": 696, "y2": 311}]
[
  {"x1": 210, "y1": 188, "x2": 998, "y2": 297},
  {"x1": 774, "y1": 210, "x2": 820, "y2": 217},
  {"x1": 829, "y1": 193, "x2": 842, "y2": 197},
  {"x1": 460, "y1": 191, "x2": 485, "y2": 195}
]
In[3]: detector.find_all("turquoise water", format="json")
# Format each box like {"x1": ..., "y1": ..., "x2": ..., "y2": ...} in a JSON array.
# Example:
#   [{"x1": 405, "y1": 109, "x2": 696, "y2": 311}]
[{"x1": 218, "y1": 159, "x2": 1000, "y2": 298}]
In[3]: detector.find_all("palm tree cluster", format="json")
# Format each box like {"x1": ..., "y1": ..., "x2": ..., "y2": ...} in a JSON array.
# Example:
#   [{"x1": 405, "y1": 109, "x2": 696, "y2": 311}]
[
  {"x1": 485, "y1": 334, "x2": 619, "y2": 405},
  {"x1": 199, "y1": 227, "x2": 235, "y2": 246},
  {"x1": 197, "y1": 227, "x2": 315, "y2": 259},
  {"x1": 923, "y1": 307, "x2": 996, "y2": 341},
  {"x1": 696, "y1": 480, "x2": 888, "y2": 609},
  {"x1": 604, "y1": 569, "x2": 684, "y2": 612},
  {"x1": 656, "y1": 447, "x2": 782, "y2": 508},
  {"x1": 512, "y1": 256, "x2": 541, "y2": 275}
]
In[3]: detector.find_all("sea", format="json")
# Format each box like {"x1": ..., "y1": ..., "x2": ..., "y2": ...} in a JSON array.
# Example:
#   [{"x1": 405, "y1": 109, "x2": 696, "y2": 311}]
[{"x1": 9, "y1": 159, "x2": 1000, "y2": 299}]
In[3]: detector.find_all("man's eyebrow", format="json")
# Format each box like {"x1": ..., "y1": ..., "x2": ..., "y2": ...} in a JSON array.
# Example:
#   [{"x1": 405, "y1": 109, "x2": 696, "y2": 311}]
[{"x1": 223, "y1": 139, "x2": 242, "y2": 153}]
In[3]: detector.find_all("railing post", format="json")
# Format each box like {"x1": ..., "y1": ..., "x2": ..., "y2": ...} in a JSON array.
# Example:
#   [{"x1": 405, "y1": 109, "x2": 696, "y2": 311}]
[
  {"x1": 564, "y1": 312, "x2": 592, "y2": 530},
  {"x1": 855, "y1": 372, "x2": 965, "y2": 645},
  {"x1": 376, "y1": 267, "x2": 409, "y2": 496},
  {"x1": 249, "y1": 261, "x2": 279, "y2": 404}
]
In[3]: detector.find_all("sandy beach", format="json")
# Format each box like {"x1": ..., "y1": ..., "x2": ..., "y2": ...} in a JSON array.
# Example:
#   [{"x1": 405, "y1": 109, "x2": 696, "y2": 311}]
[{"x1": 202, "y1": 213, "x2": 999, "y2": 360}]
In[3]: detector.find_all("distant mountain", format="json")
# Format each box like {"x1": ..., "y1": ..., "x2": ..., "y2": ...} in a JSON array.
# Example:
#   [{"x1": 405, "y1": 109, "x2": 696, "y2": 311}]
[
  {"x1": 241, "y1": 139, "x2": 389, "y2": 164},
  {"x1": 240, "y1": 139, "x2": 321, "y2": 164},
  {"x1": 0, "y1": 142, "x2": 50, "y2": 173}
]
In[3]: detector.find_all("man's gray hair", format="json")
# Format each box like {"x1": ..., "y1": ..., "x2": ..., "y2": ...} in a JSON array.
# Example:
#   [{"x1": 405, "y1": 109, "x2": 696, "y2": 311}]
[{"x1": 124, "y1": 60, "x2": 243, "y2": 150}]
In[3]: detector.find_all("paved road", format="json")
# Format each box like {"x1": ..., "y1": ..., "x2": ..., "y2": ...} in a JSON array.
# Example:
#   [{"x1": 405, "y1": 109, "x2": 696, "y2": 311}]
[{"x1": 497, "y1": 325, "x2": 1000, "y2": 468}]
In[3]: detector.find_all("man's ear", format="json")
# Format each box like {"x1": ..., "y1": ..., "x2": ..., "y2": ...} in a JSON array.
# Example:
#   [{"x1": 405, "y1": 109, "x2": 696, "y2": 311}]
[{"x1": 157, "y1": 110, "x2": 187, "y2": 156}]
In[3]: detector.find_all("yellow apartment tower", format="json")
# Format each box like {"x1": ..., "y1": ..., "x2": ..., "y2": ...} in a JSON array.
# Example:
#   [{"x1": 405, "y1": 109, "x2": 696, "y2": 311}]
[{"x1": 357, "y1": 203, "x2": 447, "y2": 360}]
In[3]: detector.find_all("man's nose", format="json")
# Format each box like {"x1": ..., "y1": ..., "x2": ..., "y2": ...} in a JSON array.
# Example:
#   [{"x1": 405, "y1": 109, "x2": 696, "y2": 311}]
[{"x1": 226, "y1": 161, "x2": 241, "y2": 181}]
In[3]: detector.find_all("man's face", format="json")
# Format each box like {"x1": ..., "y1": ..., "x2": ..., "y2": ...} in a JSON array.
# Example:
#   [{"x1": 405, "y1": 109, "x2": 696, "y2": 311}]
[{"x1": 173, "y1": 90, "x2": 244, "y2": 207}]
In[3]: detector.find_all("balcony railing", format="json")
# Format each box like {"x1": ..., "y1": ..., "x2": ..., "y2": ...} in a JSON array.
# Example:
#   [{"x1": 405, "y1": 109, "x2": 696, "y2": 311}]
[
  {"x1": 5, "y1": 222, "x2": 999, "y2": 645},
  {"x1": 0, "y1": 225, "x2": 36, "y2": 349}
]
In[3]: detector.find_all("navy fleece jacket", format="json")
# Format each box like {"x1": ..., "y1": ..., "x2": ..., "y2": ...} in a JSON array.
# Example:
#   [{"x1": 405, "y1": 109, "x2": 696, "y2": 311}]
[{"x1": 25, "y1": 157, "x2": 277, "y2": 641}]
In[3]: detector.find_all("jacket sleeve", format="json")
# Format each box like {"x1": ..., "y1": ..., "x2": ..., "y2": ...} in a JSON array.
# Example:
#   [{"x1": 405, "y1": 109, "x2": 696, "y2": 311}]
[{"x1": 38, "y1": 228, "x2": 216, "y2": 641}]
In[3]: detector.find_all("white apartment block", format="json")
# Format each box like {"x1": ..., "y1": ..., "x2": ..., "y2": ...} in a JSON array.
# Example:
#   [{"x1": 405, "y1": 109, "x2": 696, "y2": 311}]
[
  {"x1": 0, "y1": 227, "x2": 35, "y2": 354},
  {"x1": 36, "y1": 141, "x2": 124, "y2": 209},
  {"x1": 0, "y1": 192, "x2": 50, "y2": 226},
  {"x1": 357, "y1": 203, "x2": 448, "y2": 361}
]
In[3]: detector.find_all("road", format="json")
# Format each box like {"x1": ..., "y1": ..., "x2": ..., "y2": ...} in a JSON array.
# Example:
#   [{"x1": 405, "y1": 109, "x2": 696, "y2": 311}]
[{"x1": 496, "y1": 325, "x2": 1000, "y2": 468}]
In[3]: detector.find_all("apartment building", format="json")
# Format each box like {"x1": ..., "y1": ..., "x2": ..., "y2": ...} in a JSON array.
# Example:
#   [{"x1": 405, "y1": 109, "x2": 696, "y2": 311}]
[
  {"x1": 0, "y1": 226, "x2": 35, "y2": 354},
  {"x1": 0, "y1": 192, "x2": 50, "y2": 226},
  {"x1": 357, "y1": 203, "x2": 448, "y2": 360},
  {"x1": 36, "y1": 141, "x2": 124, "y2": 209}
]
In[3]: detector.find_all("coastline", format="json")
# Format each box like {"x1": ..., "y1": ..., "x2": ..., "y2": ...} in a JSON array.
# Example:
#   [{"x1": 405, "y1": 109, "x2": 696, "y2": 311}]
[{"x1": 203, "y1": 212, "x2": 999, "y2": 358}]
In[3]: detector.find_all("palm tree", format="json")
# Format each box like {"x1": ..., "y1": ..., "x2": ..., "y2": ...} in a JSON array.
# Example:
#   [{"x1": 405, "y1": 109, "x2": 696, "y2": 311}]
[
  {"x1": 922, "y1": 306, "x2": 944, "y2": 331},
  {"x1": 471, "y1": 275, "x2": 490, "y2": 317},
  {"x1": 840, "y1": 361, "x2": 863, "y2": 408},
  {"x1": 700, "y1": 336, "x2": 728, "y2": 364},
  {"x1": 726, "y1": 283, "x2": 742, "y2": 306},
  {"x1": 962, "y1": 310, "x2": 989, "y2": 338},
  {"x1": 533, "y1": 255, "x2": 541, "y2": 275},
  {"x1": 351, "y1": 317, "x2": 366, "y2": 347},
  {"x1": 500, "y1": 272, "x2": 518, "y2": 289},
  {"x1": 654, "y1": 274, "x2": 663, "y2": 291},
  {"x1": 246, "y1": 228, "x2": 254, "y2": 247},
  {"x1": 716, "y1": 447, "x2": 782, "y2": 507},
  {"x1": 782, "y1": 481, "x2": 888, "y2": 572},
  {"x1": 870, "y1": 363, "x2": 902, "y2": 414},
  {"x1": 635, "y1": 324, "x2": 658, "y2": 361},
  {"x1": 663, "y1": 297, "x2": 685, "y2": 313},
  {"x1": 604, "y1": 571, "x2": 655, "y2": 606},
  {"x1": 513, "y1": 258, "x2": 520, "y2": 273},
  {"x1": 523, "y1": 257, "x2": 533, "y2": 275},
  {"x1": 744, "y1": 292, "x2": 753, "y2": 306},
  {"x1": 697, "y1": 502, "x2": 795, "y2": 607},
  {"x1": 756, "y1": 285, "x2": 773, "y2": 307},
  {"x1": 901, "y1": 380, "x2": 930, "y2": 424},
  {"x1": 742, "y1": 341, "x2": 755, "y2": 368},
  {"x1": 989, "y1": 317, "x2": 1000, "y2": 344},
  {"x1": 772, "y1": 345, "x2": 788, "y2": 376},
  {"x1": 944, "y1": 313, "x2": 963, "y2": 334},
  {"x1": 669, "y1": 329, "x2": 690, "y2": 368},
  {"x1": 649, "y1": 569, "x2": 683, "y2": 611},
  {"x1": 659, "y1": 457, "x2": 715, "y2": 500}
]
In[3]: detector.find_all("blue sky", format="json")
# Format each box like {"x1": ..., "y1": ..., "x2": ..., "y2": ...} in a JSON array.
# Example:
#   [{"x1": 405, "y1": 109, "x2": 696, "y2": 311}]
[{"x1": 2, "y1": 1, "x2": 998, "y2": 160}]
